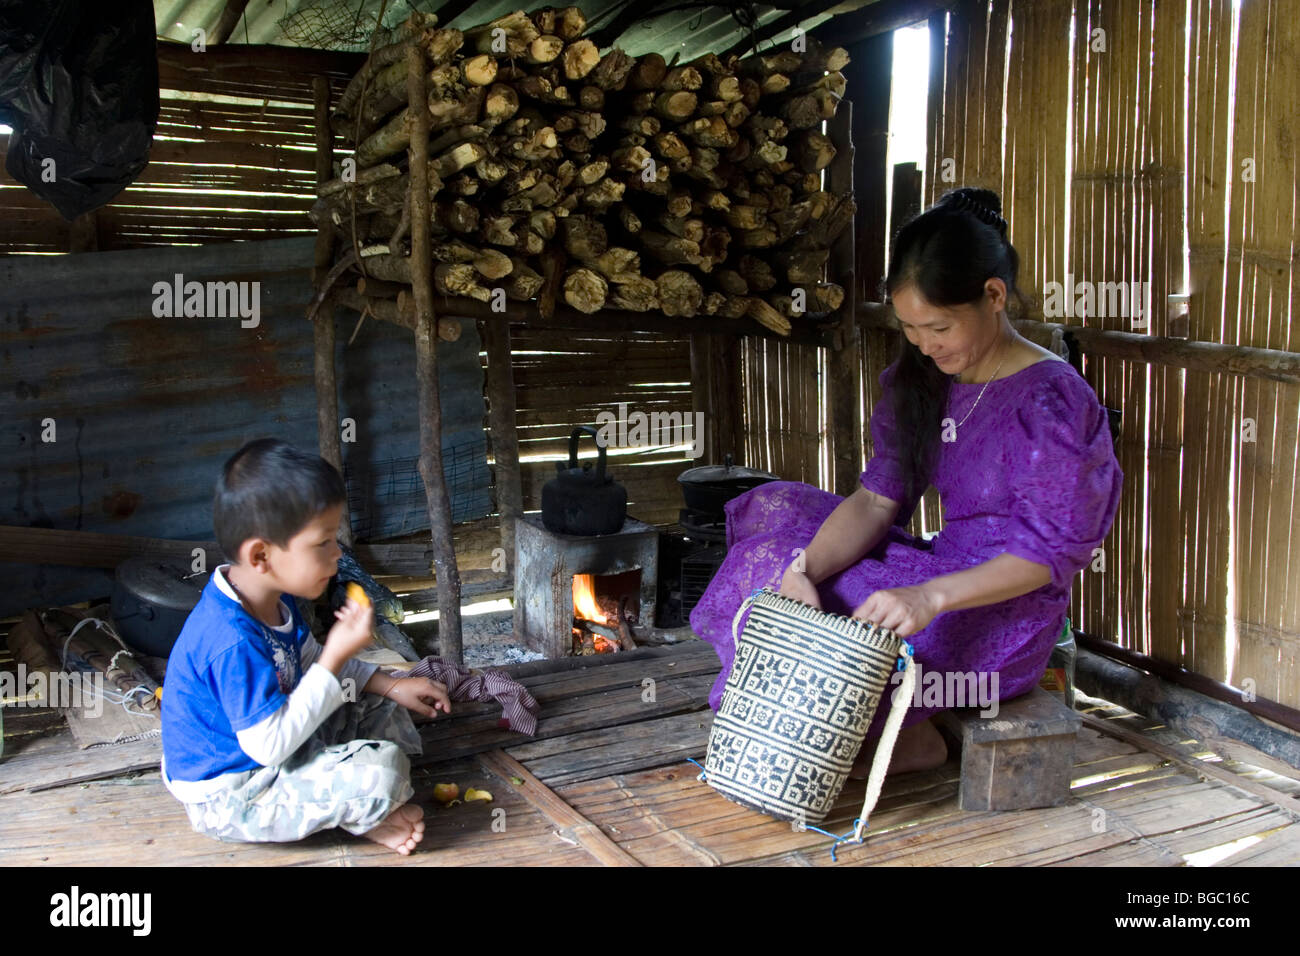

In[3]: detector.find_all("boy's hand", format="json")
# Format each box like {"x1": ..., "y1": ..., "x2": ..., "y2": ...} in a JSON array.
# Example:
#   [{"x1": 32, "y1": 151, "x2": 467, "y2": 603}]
[
  {"x1": 320, "y1": 595, "x2": 374, "y2": 670},
  {"x1": 385, "y1": 676, "x2": 451, "y2": 718}
]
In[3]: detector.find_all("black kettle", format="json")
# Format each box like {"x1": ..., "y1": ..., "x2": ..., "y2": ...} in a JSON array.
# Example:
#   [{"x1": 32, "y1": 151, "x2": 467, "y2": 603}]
[{"x1": 541, "y1": 426, "x2": 627, "y2": 535}]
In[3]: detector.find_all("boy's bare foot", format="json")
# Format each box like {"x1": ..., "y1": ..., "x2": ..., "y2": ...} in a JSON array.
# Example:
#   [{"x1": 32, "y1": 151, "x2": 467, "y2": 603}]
[
  {"x1": 848, "y1": 717, "x2": 948, "y2": 780},
  {"x1": 363, "y1": 803, "x2": 426, "y2": 855}
]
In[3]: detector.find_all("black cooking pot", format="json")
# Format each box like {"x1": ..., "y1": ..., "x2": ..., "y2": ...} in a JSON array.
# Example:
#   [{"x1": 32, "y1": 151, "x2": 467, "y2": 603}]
[
  {"x1": 111, "y1": 557, "x2": 210, "y2": 658},
  {"x1": 678, "y1": 454, "x2": 779, "y2": 515},
  {"x1": 541, "y1": 426, "x2": 628, "y2": 535}
]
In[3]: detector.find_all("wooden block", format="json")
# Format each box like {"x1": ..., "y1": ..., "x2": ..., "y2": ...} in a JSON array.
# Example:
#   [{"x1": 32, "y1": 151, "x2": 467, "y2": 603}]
[{"x1": 935, "y1": 687, "x2": 1082, "y2": 812}]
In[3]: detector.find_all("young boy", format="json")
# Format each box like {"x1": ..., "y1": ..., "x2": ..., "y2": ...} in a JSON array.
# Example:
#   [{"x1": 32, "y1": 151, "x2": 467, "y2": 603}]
[{"x1": 160, "y1": 437, "x2": 451, "y2": 855}]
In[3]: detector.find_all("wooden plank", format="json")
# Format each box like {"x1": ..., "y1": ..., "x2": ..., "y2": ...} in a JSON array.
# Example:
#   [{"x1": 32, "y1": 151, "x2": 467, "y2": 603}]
[
  {"x1": 0, "y1": 755, "x2": 599, "y2": 867},
  {"x1": 476, "y1": 749, "x2": 642, "y2": 866},
  {"x1": 0, "y1": 525, "x2": 223, "y2": 569},
  {"x1": 414, "y1": 672, "x2": 716, "y2": 764},
  {"x1": 0, "y1": 524, "x2": 439, "y2": 577},
  {"x1": 156, "y1": 42, "x2": 365, "y2": 87},
  {"x1": 1080, "y1": 713, "x2": 1300, "y2": 821},
  {"x1": 0, "y1": 738, "x2": 161, "y2": 795},
  {"x1": 1222, "y1": 820, "x2": 1300, "y2": 866},
  {"x1": 506, "y1": 709, "x2": 714, "y2": 786}
]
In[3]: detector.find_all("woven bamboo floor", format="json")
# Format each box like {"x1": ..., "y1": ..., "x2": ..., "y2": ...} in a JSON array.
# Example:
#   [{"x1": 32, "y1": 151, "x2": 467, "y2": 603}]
[{"x1": 2, "y1": 638, "x2": 1299, "y2": 866}]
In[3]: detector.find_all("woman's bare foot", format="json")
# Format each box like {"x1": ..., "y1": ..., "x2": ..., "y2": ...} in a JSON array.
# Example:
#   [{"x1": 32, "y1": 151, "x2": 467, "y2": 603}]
[
  {"x1": 362, "y1": 803, "x2": 426, "y2": 855},
  {"x1": 848, "y1": 717, "x2": 948, "y2": 779}
]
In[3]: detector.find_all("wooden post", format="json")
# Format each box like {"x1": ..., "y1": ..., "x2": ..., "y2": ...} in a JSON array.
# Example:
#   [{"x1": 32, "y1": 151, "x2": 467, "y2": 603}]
[
  {"x1": 713, "y1": 335, "x2": 743, "y2": 463},
  {"x1": 407, "y1": 44, "x2": 464, "y2": 663},
  {"x1": 480, "y1": 317, "x2": 523, "y2": 574},
  {"x1": 849, "y1": 30, "x2": 893, "y2": 307},
  {"x1": 68, "y1": 211, "x2": 99, "y2": 253},
  {"x1": 890, "y1": 161, "x2": 923, "y2": 238},
  {"x1": 689, "y1": 335, "x2": 718, "y2": 463},
  {"x1": 310, "y1": 74, "x2": 353, "y2": 548},
  {"x1": 827, "y1": 101, "x2": 861, "y2": 496}
]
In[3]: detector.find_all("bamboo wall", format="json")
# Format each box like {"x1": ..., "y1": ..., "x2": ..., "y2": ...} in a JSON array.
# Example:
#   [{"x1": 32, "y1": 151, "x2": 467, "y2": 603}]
[
  {"x1": 911, "y1": 0, "x2": 1300, "y2": 707},
  {"x1": 0, "y1": 51, "x2": 356, "y2": 253},
  {"x1": 506, "y1": 328, "x2": 696, "y2": 529},
  {"x1": 737, "y1": 337, "x2": 828, "y2": 487}
]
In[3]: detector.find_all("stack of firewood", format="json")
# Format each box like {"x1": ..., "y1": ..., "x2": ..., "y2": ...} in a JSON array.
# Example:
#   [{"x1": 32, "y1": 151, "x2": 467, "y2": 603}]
[{"x1": 314, "y1": 7, "x2": 854, "y2": 336}]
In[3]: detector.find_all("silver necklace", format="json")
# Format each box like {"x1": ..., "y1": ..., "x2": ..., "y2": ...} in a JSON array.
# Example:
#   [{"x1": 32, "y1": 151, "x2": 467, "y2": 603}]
[{"x1": 955, "y1": 338, "x2": 1012, "y2": 427}]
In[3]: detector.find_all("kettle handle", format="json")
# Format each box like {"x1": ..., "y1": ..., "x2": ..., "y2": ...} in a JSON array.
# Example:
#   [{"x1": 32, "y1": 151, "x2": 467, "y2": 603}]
[{"x1": 569, "y1": 426, "x2": 607, "y2": 481}]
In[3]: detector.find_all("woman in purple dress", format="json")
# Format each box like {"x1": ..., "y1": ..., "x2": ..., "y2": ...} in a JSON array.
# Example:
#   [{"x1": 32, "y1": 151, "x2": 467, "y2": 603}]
[{"x1": 690, "y1": 187, "x2": 1123, "y2": 777}]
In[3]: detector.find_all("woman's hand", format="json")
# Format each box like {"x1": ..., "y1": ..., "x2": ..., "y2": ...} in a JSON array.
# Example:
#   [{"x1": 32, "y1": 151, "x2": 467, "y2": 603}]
[
  {"x1": 850, "y1": 584, "x2": 943, "y2": 638},
  {"x1": 778, "y1": 565, "x2": 822, "y2": 609}
]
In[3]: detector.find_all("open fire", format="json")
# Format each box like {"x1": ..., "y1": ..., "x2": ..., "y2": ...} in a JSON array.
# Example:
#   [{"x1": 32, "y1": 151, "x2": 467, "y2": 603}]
[
  {"x1": 571, "y1": 571, "x2": 640, "y2": 655},
  {"x1": 514, "y1": 515, "x2": 659, "y2": 660}
]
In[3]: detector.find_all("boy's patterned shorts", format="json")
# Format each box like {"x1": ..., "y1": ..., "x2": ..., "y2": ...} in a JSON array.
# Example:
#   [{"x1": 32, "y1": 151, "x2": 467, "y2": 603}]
[{"x1": 182, "y1": 692, "x2": 424, "y2": 843}]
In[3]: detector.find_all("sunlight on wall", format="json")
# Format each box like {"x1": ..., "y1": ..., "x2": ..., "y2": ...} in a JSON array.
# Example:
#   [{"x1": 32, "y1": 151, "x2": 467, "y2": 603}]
[{"x1": 885, "y1": 25, "x2": 930, "y2": 248}]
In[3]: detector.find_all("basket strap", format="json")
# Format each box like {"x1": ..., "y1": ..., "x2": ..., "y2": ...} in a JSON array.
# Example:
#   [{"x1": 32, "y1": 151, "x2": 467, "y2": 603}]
[
  {"x1": 852, "y1": 642, "x2": 917, "y2": 843},
  {"x1": 730, "y1": 589, "x2": 764, "y2": 648}
]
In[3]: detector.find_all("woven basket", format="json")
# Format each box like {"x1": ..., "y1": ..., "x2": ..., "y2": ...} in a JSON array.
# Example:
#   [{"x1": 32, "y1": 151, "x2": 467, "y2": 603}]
[{"x1": 704, "y1": 587, "x2": 915, "y2": 832}]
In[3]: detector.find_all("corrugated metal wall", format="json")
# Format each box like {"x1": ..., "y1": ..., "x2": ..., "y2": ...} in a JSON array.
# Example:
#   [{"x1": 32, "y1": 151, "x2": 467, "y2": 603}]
[
  {"x1": 152, "y1": 0, "x2": 835, "y2": 59},
  {"x1": 0, "y1": 235, "x2": 489, "y2": 616}
]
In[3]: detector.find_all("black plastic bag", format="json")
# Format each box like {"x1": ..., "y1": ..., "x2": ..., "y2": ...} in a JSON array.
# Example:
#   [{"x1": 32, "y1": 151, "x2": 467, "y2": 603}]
[{"x1": 0, "y1": 0, "x2": 159, "y2": 221}]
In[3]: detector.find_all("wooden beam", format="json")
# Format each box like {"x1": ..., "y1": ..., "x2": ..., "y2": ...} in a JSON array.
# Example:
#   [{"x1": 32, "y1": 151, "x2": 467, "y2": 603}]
[
  {"x1": 480, "y1": 319, "x2": 523, "y2": 573},
  {"x1": 827, "y1": 101, "x2": 862, "y2": 496},
  {"x1": 1076, "y1": 648, "x2": 1300, "y2": 773},
  {"x1": 435, "y1": 296, "x2": 835, "y2": 347},
  {"x1": 210, "y1": 0, "x2": 253, "y2": 45},
  {"x1": 407, "y1": 43, "x2": 465, "y2": 665},
  {"x1": 334, "y1": 287, "x2": 462, "y2": 340},
  {"x1": 311, "y1": 75, "x2": 352, "y2": 549},
  {"x1": 0, "y1": 525, "x2": 222, "y2": 569},
  {"x1": 859, "y1": 303, "x2": 1300, "y2": 385},
  {"x1": 156, "y1": 41, "x2": 366, "y2": 81},
  {"x1": 68, "y1": 211, "x2": 99, "y2": 253},
  {"x1": 0, "y1": 523, "x2": 437, "y2": 576},
  {"x1": 476, "y1": 749, "x2": 644, "y2": 866},
  {"x1": 1076, "y1": 634, "x2": 1300, "y2": 737},
  {"x1": 891, "y1": 161, "x2": 923, "y2": 242},
  {"x1": 1079, "y1": 713, "x2": 1300, "y2": 822},
  {"x1": 810, "y1": 0, "x2": 961, "y2": 48},
  {"x1": 849, "y1": 30, "x2": 893, "y2": 304},
  {"x1": 713, "y1": 334, "x2": 743, "y2": 462},
  {"x1": 689, "y1": 335, "x2": 718, "y2": 463}
]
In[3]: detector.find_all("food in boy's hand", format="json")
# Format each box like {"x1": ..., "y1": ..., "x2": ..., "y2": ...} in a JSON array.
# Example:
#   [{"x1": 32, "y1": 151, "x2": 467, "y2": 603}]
[
  {"x1": 346, "y1": 582, "x2": 371, "y2": 609},
  {"x1": 432, "y1": 782, "x2": 459, "y2": 803}
]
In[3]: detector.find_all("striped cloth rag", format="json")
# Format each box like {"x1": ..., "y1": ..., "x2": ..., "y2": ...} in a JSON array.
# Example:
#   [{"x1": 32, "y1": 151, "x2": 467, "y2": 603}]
[{"x1": 400, "y1": 657, "x2": 540, "y2": 735}]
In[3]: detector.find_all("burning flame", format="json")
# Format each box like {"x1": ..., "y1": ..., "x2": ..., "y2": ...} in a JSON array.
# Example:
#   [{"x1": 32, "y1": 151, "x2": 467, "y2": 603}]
[{"x1": 572, "y1": 574, "x2": 607, "y2": 623}]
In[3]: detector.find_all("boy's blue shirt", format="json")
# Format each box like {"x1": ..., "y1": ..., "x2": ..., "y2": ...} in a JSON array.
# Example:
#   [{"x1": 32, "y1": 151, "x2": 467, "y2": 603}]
[{"x1": 161, "y1": 572, "x2": 310, "y2": 781}]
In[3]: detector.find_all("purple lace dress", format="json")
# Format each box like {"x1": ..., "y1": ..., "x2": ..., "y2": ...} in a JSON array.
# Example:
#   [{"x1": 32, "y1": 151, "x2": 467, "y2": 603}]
[{"x1": 689, "y1": 356, "x2": 1123, "y2": 740}]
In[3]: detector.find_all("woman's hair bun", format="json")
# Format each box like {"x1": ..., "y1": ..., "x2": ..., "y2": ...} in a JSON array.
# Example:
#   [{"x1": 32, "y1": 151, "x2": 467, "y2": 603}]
[{"x1": 937, "y1": 187, "x2": 1007, "y2": 236}]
